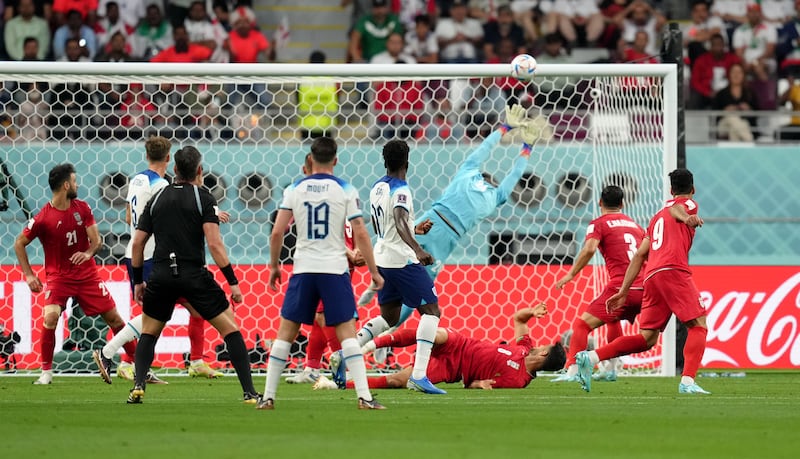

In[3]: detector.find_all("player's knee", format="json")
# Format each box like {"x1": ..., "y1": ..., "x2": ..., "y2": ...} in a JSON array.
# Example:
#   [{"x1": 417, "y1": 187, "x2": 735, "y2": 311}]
[
  {"x1": 418, "y1": 303, "x2": 440, "y2": 317},
  {"x1": 42, "y1": 312, "x2": 60, "y2": 329}
]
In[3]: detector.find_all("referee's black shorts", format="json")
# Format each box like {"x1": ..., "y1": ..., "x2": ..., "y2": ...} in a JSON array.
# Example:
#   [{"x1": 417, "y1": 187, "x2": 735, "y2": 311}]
[{"x1": 142, "y1": 266, "x2": 229, "y2": 323}]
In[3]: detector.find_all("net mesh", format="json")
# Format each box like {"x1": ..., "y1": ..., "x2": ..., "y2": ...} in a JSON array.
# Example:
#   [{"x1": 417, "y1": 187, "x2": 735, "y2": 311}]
[{"x1": 0, "y1": 63, "x2": 672, "y2": 376}]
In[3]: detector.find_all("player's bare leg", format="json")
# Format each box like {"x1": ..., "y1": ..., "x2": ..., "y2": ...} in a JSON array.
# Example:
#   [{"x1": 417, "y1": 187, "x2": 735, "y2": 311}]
[
  {"x1": 34, "y1": 305, "x2": 61, "y2": 385},
  {"x1": 678, "y1": 316, "x2": 711, "y2": 394}
]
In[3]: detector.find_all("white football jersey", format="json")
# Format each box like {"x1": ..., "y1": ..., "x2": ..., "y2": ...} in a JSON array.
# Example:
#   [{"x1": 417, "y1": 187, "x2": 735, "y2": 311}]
[
  {"x1": 369, "y1": 176, "x2": 418, "y2": 268},
  {"x1": 280, "y1": 173, "x2": 362, "y2": 274},
  {"x1": 124, "y1": 169, "x2": 168, "y2": 259}
]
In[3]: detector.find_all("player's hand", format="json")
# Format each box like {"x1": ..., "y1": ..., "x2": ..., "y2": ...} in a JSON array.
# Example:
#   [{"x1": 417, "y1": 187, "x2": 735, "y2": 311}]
[
  {"x1": 555, "y1": 273, "x2": 574, "y2": 290},
  {"x1": 25, "y1": 274, "x2": 43, "y2": 293},
  {"x1": 685, "y1": 215, "x2": 703, "y2": 228},
  {"x1": 347, "y1": 248, "x2": 366, "y2": 267},
  {"x1": 531, "y1": 302, "x2": 548, "y2": 318},
  {"x1": 415, "y1": 249, "x2": 434, "y2": 266},
  {"x1": 69, "y1": 251, "x2": 91, "y2": 265},
  {"x1": 415, "y1": 219, "x2": 433, "y2": 235},
  {"x1": 369, "y1": 271, "x2": 384, "y2": 292},
  {"x1": 472, "y1": 379, "x2": 496, "y2": 390},
  {"x1": 606, "y1": 291, "x2": 627, "y2": 314},
  {"x1": 519, "y1": 121, "x2": 539, "y2": 149},
  {"x1": 217, "y1": 210, "x2": 231, "y2": 223},
  {"x1": 504, "y1": 104, "x2": 527, "y2": 129},
  {"x1": 229, "y1": 284, "x2": 243, "y2": 304},
  {"x1": 134, "y1": 283, "x2": 145, "y2": 306},
  {"x1": 268, "y1": 265, "x2": 282, "y2": 291}
]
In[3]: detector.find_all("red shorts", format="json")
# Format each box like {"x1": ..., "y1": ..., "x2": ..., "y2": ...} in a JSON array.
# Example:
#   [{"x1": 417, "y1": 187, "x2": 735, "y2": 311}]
[
  {"x1": 44, "y1": 275, "x2": 116, "y2": 316},
  {"x1": 586, "y1": 285, "x2": 642, "y2": 323},
  {"x1": 639, "y1": 269, "x2": 706, "y2": 331},
  {"x1": 428, "y1": 329, "x2": 467, "y2": 384}
]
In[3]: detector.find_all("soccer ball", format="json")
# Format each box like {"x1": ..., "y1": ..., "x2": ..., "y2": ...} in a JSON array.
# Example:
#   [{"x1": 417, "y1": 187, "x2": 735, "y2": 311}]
[{"x1": 510, "y1": 54, "x2": 537, "y2": 81}]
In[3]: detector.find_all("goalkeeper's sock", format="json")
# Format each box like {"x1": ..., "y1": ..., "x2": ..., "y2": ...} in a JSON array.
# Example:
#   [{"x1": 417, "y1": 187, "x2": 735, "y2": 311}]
[
  {"x1": 188, "y1": 315, "x2": 205, "y2": 361},
  {"x1": 567, "y1": 317, "x2": 592, "y2": 366},
  {"x1": 323, "y1": 325, "x2": 340, "y2": 352},
  {"x1": 682, "y1": 326, "x2": 708, "y2": 379},
  {"x1": 605, "y1": 320, "x2": 623, "y2": 344},
  {"x1": 224, "y1": 331, "x2": 256, "y2": 394},
  {"x1": 595, "y1": 334, "x2": 650, "y2": 362},
  {"x1": 356, "y1": 316, "x2": 390, "y2": 347},
  {"x1": 346, "y1": 375, "x2": 388, "y2": 390},
  {"x1": 374, "y1": 328, "x2": 416, "y2": 349},
  {"x1": 264, "y1": 339, "x2": 290, "y2": 400},
  {"x1": 40, "y1": 326, "x2": 56, "y2": 371},
  {"x1": 411, "y1": 314, "x2": 439, "y2": 380},
  {"x1": 134, "y1": 333, "x2": 157, "y2": 387},
  {"x1": 341, "y1": 338, "x2": 372, "y2": 401},
  {"x1": 305, "y1": 321, "x2": 327, "y2": 369},
  {"x1": 104, "y1": 314, "x2": 142, "y2": 359}
]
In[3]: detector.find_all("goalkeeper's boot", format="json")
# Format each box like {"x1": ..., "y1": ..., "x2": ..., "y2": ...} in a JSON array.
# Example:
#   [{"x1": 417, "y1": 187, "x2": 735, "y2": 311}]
[
  {"x1": 407, "y1": 375, "x2": 447, "y2": 394},
  {"x1": 592, "y1": 370, "x2": 618, "y2": 382},
  {"x1": 146, "y1": 370, "x2": 168, "y2": 385},
  {"x1": 358, "y1": 397, "x2": 387, "y2": 410},
  {"x1": 243, "y1": 392, "x2": 263, "y2": 405},
  {"x1": 255, "y1": 397, "x2": 275, "y2": 410},
  {"x1": 329, "y1": 350, "x2": 347, "y2": 389},
  {"x1": 188, "y1": 360, "x2": 224, "y2": 378},
  {"x1": 679, "y1": 382, "x2": 711, "y2": 395},
  {"x1": 127, "y1": 385, "x2": 145, "y2": 404},
  {"x1": 575, "y1": 351, "x2": 593, "y2": 393},
  {"x1": 92, "y1": 349, "x2": 114, "y2": 384},
  {"x1": 285, "y1": 367, "x2": 320, "y2": 384},
  {"x1": 313, "y1": 375, "x2": 339, "y2": 390},
  {"x1": 117, "y1": 361, "x2": 135, "y2": 381},
  {"x1": 33, "y1": 370, "x2": 53, "y2": 385}
]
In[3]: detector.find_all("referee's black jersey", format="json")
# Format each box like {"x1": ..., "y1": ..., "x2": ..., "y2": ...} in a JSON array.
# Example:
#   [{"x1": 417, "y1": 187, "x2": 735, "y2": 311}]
[{"x1": 137, "y1": 183, "x2": 219, "y2": 268}]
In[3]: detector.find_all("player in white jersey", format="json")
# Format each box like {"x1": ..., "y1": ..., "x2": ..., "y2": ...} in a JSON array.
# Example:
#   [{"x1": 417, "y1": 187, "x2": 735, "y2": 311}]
[
  {"x1": 258, "y1": 137, "x2": 385, "y2": 410},
  {"x1": 92, "y1": 136, "x2": 222, "y2": 384},
  {"x1": 348, "y1": 139, "x2": 447, "y2": 395}
]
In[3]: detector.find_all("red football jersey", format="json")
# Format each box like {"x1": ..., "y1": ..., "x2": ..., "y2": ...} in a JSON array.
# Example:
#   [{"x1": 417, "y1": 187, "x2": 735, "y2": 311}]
[
  {"x1": 22, "y1": 199, "x2": 98, "y2": 281},
  {"x1": 586, "y1": 213, "x2": 646, "y2": 287},
  {"x1": 644, "y1": 197, "x2": 698, "y2": 277},
  {"x1": 461, "y1": 335, "x2": 535, "y2": 389}
]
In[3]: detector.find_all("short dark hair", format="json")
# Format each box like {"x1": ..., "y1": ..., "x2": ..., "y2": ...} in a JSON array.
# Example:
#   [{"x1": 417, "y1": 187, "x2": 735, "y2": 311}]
[
  {"x1": 669, "y1": 168, "x2": 694, "y2": 195},
  {"x1": 539, "y1": 342, "x2": 566, "y2": 372},
  {"x1": 310, "y1": 137, "x2": 337, "y2": 164},
  {"x1": 65, "y1": 37, "x2": 81, "y2": 48},
  {"x1": 49, "y1": 163, "x2": 75, "y2": 191},
  {"x1": 710, "y1": 32, "x2": 725, "y2": 43},
  {"x1": 383, "y1": 140, "x2": 409, "y2": 172},
  {"x1": 600, "y1": 185, "x2": 624, "y2": 208},
  {"x1": 414, "y1": 14, "x2": 431, "y2": 27},
  {"x1": 174, "y1": 145, "x2": 202, "y2": 181},
  {"x1": 145, "y1": 136, "x2": 171, "y2": 162},
  {"x1": 23, "y1": 36, "x2": 38, "y2": 47},
  {"x1": 309, "y1": 50, "x2": 326, "y2": 63},
  {"x1": 544, "y1": 32, "x2": 562, "y2": 45}
]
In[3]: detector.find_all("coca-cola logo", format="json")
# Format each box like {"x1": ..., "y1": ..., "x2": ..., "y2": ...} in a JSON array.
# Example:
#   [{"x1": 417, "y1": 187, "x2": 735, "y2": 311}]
[{"x1": 704, "y1": 272, "x2": 800, "y2": 367}]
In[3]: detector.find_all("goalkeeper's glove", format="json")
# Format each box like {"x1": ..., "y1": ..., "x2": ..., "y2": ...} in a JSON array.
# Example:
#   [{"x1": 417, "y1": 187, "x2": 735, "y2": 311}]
[
  {"x1": 519, "y1": 121, "x2": 539, "y2": 156},
  {"x1": 502, "y1": 104, "x2": 527, "y2": 131}
]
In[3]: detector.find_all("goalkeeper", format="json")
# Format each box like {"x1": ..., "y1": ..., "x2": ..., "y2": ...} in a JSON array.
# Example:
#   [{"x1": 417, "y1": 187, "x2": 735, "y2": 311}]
[{"x1": 358, "y1": 104, "x2": 539, "y2": 339}]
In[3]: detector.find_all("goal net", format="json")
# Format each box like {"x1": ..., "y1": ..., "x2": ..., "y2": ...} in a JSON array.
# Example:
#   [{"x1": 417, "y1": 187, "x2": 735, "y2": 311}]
[{"x1": 0, "y1": 62, "x2": 676, "y2": 377}]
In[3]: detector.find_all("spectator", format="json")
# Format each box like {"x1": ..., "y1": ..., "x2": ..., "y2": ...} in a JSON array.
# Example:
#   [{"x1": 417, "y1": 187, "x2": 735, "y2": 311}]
[
  {"x1": 778, "y1": 71, "x2": 800, "y2": 140},
  {"x1": 4, "y1": 0, "x2": 50, "y2": 61},
  {"x1": 684, "y1": 0, "x2": 726, "y2": 65},
  {"x1": 370, "y1": 31, "x2": 416, "y2": 64},
  {"x1": 130, "y1": 3, "x2": 173, "y2": 60},
  {"x1": 689, "y1": 33, "x2": 742, "y2": 109},
  {"x1": 166, "y1": 0, "x2": 193, "y2": 27},
  {"x1": 53, "y1": 9, "x2": 98, "y2": 60},
  {"x1": 212, "y1": 1, "x2": 231, "y2": 31},
  {"x1": 468, "y1": 0, "x2": 511, "y2": 24},
  {"x1": 91, "y1": 33, "x2": 131, "y2": 131},
  {"x1": 395, "y1": 0, "x2": 436, "y2": 32},
  {"x1": 151, "y1": 23, "x2": 211, "y2": 62},
  {"x1": 533, "y1": 32, "x2": 578, "y2": 109},
  {"x1": 372, "y1": 60, "x2": 425, "y2": 139},
  {"x1": 405, "y1": 13, "x2": 438, "y2": 63},
  {"x1": 3, "y1": 0, "x2": 52, "y2": 24},
  {"x1": 435, "y1": 0, "x2": 484, "y2": 63},
  {"x1": 341, "y1": 0, "x2": 372, "y2": 36},
  {"x1": 713, "y1": 62, "x2": 758, "y2": 141},
  {"x1": 224, "y1": 6, "x2": 271, "y2": 109},
  {"x1": 49, "y1": 38, "x2": 92, "y2": 138},
  {"x1": 52, "y1": 0, "x2": 97, "y2": 26},
  {"x1": 16, "y1": 81, "x2": 48, "y2": 141},
  {"x1": 95, "y1": 30, "x2": 132, "y2": 62},
  {"x1": 546, "y1": 0, "x2": 606, "y2": 49},
  {"x1": 511, "y1": 0, "x2": 544, "y2": 44},
  {"x1": 760, "y1": 0, "x2": 795, "y2": 27},
  {"x1": 184, "y1": 0, "x2": 228, "y2": 62},
  {"x1": 733, "y1": 3, "x2": 778, "y2": 109},
  {"x1": 347, "y1": 0, "x2": 403, "y2": 63},
  {"x1": 94, "y1": 1, "x2": 133, "y2": 51},
  {"x1": 488, "y1": 37, "x2": 532, "y2": 107},
  {"x1": 297, "y1": 50, "x2": 339, "y2": 140},
  {"x1": 616, "y1": 0, "x2": 666, "y2": 56},
  {"x1": 20, "y1": 35, "x2": 39, "y2": 59},
  {"x1": 623, "y1": 29, "x2": 659, "y2": 63},
  {"x1": 97, "y1": 0, "x2": 144, "y2": 28},
  {"x1": 483, "y1": 4, "x2": 526, "y2": 62},
  {"x1": 777, "y1": 0, "x2": 800, "y2": 68}
]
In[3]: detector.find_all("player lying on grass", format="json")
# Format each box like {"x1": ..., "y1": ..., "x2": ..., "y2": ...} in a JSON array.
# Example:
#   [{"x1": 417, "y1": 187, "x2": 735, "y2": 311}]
[{"x1": 317, "y1": 304, "x2": 565, "y2": 390}]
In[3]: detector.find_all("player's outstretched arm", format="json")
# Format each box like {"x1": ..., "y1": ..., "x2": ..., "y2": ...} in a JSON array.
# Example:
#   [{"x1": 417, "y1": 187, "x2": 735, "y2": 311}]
[
  {"x1": 606, "y1": 239, "x2": 650, "y2": 312},
  {"x1": 14, "y1": 233, "x2": 42, "y2": 292},
  {"x1": 393, "y1": 206, "x2": 433, "y2": 265},
  {"x1": 351, "y1": 216, "x2": 384, "y2": 291},
  {"x1": 669, "y1": 203, "x2": 703, "y2": 228},
  {"x1": 460, "y1": 104, "x2": 527, "y2": 173},
  {"x1": 268, "y1": 208, "x2": 293, "y2": 291},
  {"x1": 494, "y1": 121, "x2": 539, "y2": 206},
  {"x1": 513, "y1": 303, "x2": 548, "y2": 341},
  {"x1": 555, "y1": 238, "x2": 600, "y2": 290}
]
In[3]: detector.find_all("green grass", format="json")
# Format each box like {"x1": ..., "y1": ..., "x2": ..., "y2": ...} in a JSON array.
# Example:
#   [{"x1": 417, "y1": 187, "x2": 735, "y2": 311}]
[{"x1": 2, "y1": 373, "x2": 799, "y2": 459}]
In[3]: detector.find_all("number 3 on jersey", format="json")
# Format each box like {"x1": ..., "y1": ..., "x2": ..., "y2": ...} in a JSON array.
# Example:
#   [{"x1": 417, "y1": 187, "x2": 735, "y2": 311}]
[{"x1": 303, "y1": 202, "x2": 329, "y2": 240}]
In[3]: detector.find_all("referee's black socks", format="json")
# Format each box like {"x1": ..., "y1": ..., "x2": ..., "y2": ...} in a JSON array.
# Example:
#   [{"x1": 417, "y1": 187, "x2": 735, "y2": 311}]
[
  {"x1": 135, "y1": 333, "x2": 158, "y2": 388},
  {"x1": 224, "y1": 331, "x2": 257, "y2": 395}
]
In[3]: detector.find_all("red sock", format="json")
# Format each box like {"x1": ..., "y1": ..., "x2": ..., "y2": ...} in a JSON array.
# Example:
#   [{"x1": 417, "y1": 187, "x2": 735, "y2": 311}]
[
  {"x1": 605, "y1": 321, "x2": 623, "y2": 344},
  {"x1": 188, "y1": 316, "x2": 205, "y2": 361},
  {"x1": 322, "y1": 325, "x2": 340, "y2": 352},
  {"x1": 113, "y1": 325, "x2": 137, "y2": 363},
  {"x1": 346, "y1": 375, "x2": 388, "y2": 389},
  {"x1": 567, "y1": 318, "x2": 592, "y2": 366},
  {"x1": 41, "y1": 326, "x2": 56, "y2": 371},
  {"x1": 682, "y1": 326, "x2": 707, "y2": 378},
  {"x1": 305, "y1": 322, "x2": 326, "y2": 370},
  {"x1": 374, "y1": 328, "x2": 416, "y2": 349},
  {"x1": 595, "y1": 334, "x2": 650, "y2": 361}
]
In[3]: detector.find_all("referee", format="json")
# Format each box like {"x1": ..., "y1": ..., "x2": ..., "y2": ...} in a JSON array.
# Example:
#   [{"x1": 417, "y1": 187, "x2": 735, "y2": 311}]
[{"x1": 128, "y1": 145, "x2": 259, "y2": 404}]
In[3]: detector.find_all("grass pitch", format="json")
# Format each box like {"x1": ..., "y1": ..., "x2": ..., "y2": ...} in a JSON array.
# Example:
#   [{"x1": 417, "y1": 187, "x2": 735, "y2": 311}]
[{"x1": 2, "y1": 372, "x2": 798, "y2": 459}]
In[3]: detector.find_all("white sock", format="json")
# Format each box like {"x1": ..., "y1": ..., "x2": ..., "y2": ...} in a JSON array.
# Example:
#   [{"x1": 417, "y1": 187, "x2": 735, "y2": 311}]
[
  {"x1": 356, "y1": 316, "x2": 390, "y2": 346},
  {"x1": 566, "y1": 364, "x2": 578, "y2": 377},
  {"x1": 411, "y1": 314, "x2": 439, "y2": 380},
  {"x1": 361, "y1": 341, "x2": 376, "y2": 354},
  {"x1": 608, "y1": 357, "x2": 620, "y2": 373},
  {"x1": 103, "y1": 314, "x2": 143, "y2": 359},
  {"x1": 680, "y1": 376, "x2": 695, "y2": 386},
  {"x1": 588, "y1": 350, "x2": 600, "y2": 366},
  {"x1": 263, "y1": 339, "x2": 291, "y2": 400},
  {"x1": 341, "y1": 338, "x2": 371, "y2": 401}
]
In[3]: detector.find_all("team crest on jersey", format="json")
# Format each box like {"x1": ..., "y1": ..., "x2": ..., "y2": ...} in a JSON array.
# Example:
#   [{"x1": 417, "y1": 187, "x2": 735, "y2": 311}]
[
  {"x1": 397, "y1": 194, "x2": 407, "y2": 204},
  {"x1": 26, "y1": 218, "x2": 34, "y2": 230},
  {"x1": 73, "y1": 212, "x2": 83, "y2": 226}
]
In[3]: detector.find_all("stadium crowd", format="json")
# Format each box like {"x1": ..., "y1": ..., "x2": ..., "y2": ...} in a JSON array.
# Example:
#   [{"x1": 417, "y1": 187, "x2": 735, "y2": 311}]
[{"x1": 0, "y1": 0, "x2": 798, "y2": 142}]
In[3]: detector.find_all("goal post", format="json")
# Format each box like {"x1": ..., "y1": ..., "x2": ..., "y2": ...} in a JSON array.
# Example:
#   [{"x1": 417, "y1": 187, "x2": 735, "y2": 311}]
[{"x1": 0, "y1": 62, "x2": 677, "y2": 377}]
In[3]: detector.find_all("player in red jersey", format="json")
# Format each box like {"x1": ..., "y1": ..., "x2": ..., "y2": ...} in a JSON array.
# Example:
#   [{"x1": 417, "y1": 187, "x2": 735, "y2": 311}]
[
  {"x1": 313, "y1": 304, "x2": 565, "y2": 390},
  {"x1": 552, "y1": 185, "x2": 645, "y2": 383},
  {"x1": 576, "y1": 168, "x2": 710, "y2": 394},
  {"x1": 13, "y1": 163, "x2": 135, "y2": 385}
]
